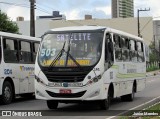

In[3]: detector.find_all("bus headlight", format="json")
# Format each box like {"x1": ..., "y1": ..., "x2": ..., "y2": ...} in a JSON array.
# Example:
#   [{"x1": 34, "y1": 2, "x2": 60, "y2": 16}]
[
  {"x1": 35, "y1": 76, "x2": 47, "y2": 86},
  {"x1": 86, "y1": 75, "x2": 102, "y2": 85}
]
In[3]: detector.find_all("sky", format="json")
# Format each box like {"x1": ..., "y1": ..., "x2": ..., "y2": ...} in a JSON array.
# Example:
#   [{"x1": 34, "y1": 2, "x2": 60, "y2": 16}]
[{"x1": 0, "y1": 0, "x2": 160, "y2": 21}]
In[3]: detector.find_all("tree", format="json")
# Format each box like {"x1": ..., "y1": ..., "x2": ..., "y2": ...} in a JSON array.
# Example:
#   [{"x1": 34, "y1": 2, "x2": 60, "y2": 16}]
[
  {"x1": 149, "y1": 41, "x2": 159, "y2": 62},
  {"x1": 0, "y1": 10, "x2": 19, "y2": 33}
]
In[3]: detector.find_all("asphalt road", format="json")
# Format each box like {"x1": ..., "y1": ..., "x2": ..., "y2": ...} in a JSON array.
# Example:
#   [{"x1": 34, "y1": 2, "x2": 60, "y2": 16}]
[{"x1": 0, "y1": 75, "x2": 160, "y2": 119}]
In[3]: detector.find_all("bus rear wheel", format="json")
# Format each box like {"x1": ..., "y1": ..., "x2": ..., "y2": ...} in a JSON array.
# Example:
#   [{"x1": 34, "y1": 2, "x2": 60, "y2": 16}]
[
  {"x1": 1, "y1": 81, "x2": 13, "y2": 105},
  {"x1": 47, "y1": 100, "x2": 58, "y2": 109},
  {"x1": 127, "y1": 84, "x2": 135, "y2": 101},
  {"x1": 121, "y1": 84, "x2": 135, "y2": 101}
]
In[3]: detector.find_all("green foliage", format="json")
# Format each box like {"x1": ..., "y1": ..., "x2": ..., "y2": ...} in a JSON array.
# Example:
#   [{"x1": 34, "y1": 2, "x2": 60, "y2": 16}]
[
  {"x1": 149, "y1": 53, "x2": 159, "y2": 62},
  {"x1": 147, "y1": 103, "x2": 160, "y2": 110},
  {"x1": 0, "y1": 10, "x2": 19, "y2": 33},
  {"x1": 147, "y1": 66, "x2": 159, "y2": 72},
  {"x1": 149, "y1": 41, "x2": 159, "y2": 62}
]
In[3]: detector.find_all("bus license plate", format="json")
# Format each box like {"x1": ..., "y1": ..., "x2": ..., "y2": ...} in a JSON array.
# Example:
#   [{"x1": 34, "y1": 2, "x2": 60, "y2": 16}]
[{"x1": 59, "y1": 89, "x2": 71, "y2": 94}]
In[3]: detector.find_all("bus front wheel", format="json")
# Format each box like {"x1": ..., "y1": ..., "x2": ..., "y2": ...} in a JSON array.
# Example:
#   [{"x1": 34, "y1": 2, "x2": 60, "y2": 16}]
[
  {"x1": 47, "y1": 100, "x2": 58, "y2": 109},
  {"x1": 100, "y1": 91, "x2": 111, "y2": 110},
  {"x1": 1, "y1": 81, "x2": 13, "y2": 104}
]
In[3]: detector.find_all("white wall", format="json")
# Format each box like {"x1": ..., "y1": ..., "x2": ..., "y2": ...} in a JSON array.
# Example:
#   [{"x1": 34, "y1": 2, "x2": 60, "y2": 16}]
[
  {"x1": 16, "y1": 17, "x2": 153, "y2": 45},
  {"x1": 17, "y1": 19, "x2": 50, "y2": 37}
]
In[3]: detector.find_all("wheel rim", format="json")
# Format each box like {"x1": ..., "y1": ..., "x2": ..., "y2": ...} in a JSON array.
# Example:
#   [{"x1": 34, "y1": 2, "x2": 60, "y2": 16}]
[{"x1": 4, "y1": 86, "x2": 11, "y2": 101}]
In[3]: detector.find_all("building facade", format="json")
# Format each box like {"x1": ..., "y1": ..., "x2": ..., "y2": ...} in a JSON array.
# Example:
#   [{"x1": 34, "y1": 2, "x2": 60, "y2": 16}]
[
  {"x1": 112, "y1": 0, "x2": 134, "y2": 18},
  {"x1": 36, "y1": 11, "x2": 66, "y2": 20},
  {"x1": 16, "y1": 17, "x2": 153, "y2": 45},
  {"x1": 153, "y1": 20, "x2": 160, "y2": 51}
]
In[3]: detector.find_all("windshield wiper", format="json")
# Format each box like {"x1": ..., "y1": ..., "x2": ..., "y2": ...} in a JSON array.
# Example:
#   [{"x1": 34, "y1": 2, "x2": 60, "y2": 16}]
[
  {"x1": 67, "y1": 52, "x2": 81, "y2": 67},
  {"x1": 49, "y1": 41, "x2": 66, "y2": 68},
  {"x1": 65, "y1": 34, "x2": 81, "y2": 67}
]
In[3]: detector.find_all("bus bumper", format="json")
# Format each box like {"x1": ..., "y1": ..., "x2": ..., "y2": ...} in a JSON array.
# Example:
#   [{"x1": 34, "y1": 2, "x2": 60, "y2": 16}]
[{"x1": 35, "y1": 80, "x2": 108, "y2": 101}]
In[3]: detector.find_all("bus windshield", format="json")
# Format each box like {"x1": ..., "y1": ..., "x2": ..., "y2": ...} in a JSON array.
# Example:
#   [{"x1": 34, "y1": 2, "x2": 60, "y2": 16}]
[{"x1": 38, "y1": 32, "x2": 103, "y2": 67}]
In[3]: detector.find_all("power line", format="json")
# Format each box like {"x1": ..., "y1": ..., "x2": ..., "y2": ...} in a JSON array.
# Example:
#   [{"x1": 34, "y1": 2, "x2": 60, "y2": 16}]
[
  {"x1": 0, "y1": 1, "x2": 51, "y2": 15},
  {"x1": 140, "y1": 15, "x2": 160, "y2": 32},
  {"x1": 0, "y1": 1, "x2": 29, "y2": 8},
  {"x1": 36, "y1": 3, "x2": 56, "y2": 12},
  {"x1": 36, "y1": 5, "x2": 51, "y2": 14},
  {"x1": 140, "y1": 18, "x2": 152, "y2": 32}
]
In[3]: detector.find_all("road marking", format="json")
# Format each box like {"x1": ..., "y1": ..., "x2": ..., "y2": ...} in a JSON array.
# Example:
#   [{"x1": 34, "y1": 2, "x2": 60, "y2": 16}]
[{"x1": 106, "y1": 95, "x2": 160, "y2": 119}]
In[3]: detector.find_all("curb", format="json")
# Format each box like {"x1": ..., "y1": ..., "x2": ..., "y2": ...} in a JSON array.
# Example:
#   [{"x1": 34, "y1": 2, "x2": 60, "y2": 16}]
[{"x1": 146, "y1": 70, "x2": 160, "y2": 77}]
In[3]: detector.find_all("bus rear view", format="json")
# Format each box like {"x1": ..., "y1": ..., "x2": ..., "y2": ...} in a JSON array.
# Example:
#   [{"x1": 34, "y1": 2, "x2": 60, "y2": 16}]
[{"x1": 35, "y1": 26, "x2": 146, "y2": 110}]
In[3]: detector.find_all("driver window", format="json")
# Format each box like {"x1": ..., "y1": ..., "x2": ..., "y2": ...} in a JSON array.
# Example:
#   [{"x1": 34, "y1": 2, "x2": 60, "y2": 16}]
[{"x1": 105, "y1": 33, "x2": 114, "y2": 64}]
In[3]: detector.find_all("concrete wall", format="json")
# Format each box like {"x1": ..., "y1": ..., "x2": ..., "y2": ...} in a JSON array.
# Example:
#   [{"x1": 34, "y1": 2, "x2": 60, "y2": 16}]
[
  {"x1": 16, "y1": 17, "x2": 153, "y2": 45},
  {"x1": 17, "y1": 19, "x2": 50, "y2": 37},
  {"x1": 153, "y1": 20, "x2": 160, "y2": 50}
]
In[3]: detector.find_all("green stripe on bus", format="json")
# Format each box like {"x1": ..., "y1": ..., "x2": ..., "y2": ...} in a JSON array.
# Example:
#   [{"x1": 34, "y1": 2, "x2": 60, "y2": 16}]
[
  {"x1": 116, "y1": 73, "x2": 146, "y2": 78},
  {"x1": 111, "y1": 65, "x2": 146, "y2": 78}
]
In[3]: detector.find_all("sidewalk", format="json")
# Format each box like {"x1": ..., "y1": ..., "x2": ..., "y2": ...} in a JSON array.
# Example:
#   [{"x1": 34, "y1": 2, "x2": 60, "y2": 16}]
[{"x1": 146, "y1": 70, "x2": 160, "y2": 77}]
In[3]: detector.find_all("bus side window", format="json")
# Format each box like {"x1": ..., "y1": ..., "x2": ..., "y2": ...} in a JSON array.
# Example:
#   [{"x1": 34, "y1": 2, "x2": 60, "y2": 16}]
[
  {"x1": 114, "y1": 34, "x2": 122, "y2": 61},
  {"x1": 122, "y1": 37, "x2": 129, "y2": 62},
  {"x1": 32, "y1": 42, "x2": 40, "y2": 62},
  {"x1": 129, "y1": 39, "x2": 137, "y2": 62},
  {"x1": 19, "y1": 41, "x2": 32, "y2": 63},
  {"x1": 137, "y1": 42, "x2": 144, "y2": 62},
  {"x1": 105, "y1": 33, "x2": 113, "y2": 68},
  {"x1": 3, "y1": 38, "x2": 19, "y2": 63}
]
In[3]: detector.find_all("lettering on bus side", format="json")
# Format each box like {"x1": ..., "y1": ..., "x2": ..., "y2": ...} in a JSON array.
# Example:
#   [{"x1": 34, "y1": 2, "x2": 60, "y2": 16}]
[
  {"x1": 4, "y1": 69, "x2": 12, "y2": 75},
  {"x1": 93, "y1": 68, "x2": 100, "y2": 71},
  {"x1": 20, "y1": 66, "x2": 34, "y2": 71},
  {"x1": 127, "y1": 69, "x2": 137, "y2": 73}
]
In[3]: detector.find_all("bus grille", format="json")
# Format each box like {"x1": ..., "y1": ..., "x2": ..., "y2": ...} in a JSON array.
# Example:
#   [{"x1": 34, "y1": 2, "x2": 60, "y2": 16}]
[
  {"x1": 46, "y1": 90, "x2": 86, "y2": 98},
  {"x1": 43, "y1": 70, "x2": 90, "y2": 82}
]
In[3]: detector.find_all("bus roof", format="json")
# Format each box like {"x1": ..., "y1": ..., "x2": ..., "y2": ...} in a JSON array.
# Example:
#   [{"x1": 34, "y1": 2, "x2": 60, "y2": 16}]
[
  {"x1": 0, "y1": 31, "x2": 41, "y2": 42},
  {"x1": 49, "y1": 26, "x2": 106, "y2": 32},
  {"x1": 48, "y1": 26, "x2": 143, "y2": 42}
]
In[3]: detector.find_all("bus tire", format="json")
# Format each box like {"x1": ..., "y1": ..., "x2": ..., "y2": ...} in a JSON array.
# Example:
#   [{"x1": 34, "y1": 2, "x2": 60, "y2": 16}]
[
  {"x1": 100, "y1": 90, "x2": 111, "y2": 110},
  {"x1": 121, "y1": 84, "x2": 135, "y2": 101},
  {"x1": 47, "y1": 100, "x2": 58, "y2": 109},
  {"x1": 1, "y1": 81, "x2": 13, "y2": 104},
  {"x1": 126, "y1": 84, "x2": 135, "y2": 101}
]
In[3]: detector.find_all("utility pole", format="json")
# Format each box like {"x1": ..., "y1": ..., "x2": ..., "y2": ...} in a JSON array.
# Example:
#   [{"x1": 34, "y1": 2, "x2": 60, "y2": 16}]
[
  {"x1": 29, "y1": 0, "x2": 36, "y2": 37},
  {"x1": 137, "y1": 8, "x2": 150, "y2": 37}
]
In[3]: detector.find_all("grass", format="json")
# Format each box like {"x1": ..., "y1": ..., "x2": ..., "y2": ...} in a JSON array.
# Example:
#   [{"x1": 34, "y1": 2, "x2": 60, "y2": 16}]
[
  {"x1": 147, "y1": 103, "x2": 160, "y2": 110},
  {"x1": 119, "y1": 103, "x2": 160, "y2": 119},
  {"x1": 147, "y1": 66, "x2": 159, "y2": 72}
]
